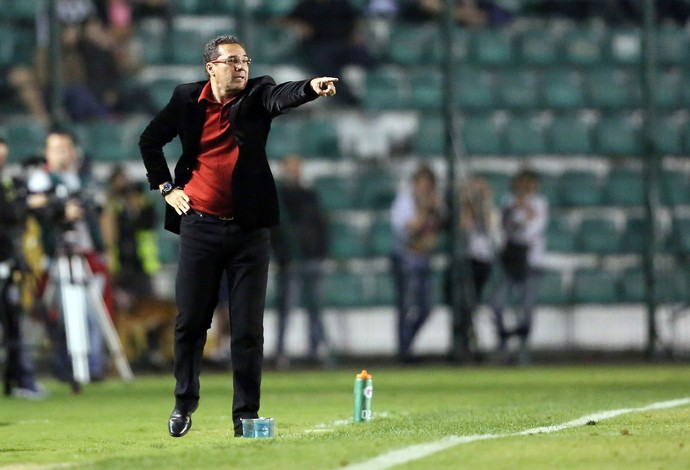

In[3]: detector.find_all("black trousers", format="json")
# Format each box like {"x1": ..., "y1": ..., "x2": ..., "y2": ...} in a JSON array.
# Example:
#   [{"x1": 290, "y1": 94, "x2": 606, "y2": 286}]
[{"x1": 174, "y1": 212, "x2": 270, "y2": 430}]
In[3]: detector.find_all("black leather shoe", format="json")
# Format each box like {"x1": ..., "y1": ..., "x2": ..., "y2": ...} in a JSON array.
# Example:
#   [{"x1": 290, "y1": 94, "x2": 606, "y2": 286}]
[
  {"x1": 234, "y1": 425, "x2": 243, "y2": 437},
  {"x1": 168, "y1": 409, "x2": 193, "y2": 437}
]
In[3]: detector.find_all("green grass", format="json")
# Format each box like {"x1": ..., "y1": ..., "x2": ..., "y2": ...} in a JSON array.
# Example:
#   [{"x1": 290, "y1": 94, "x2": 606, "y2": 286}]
[{"x1": 1, "y1": 365, "x2": 689, "y2": 469}]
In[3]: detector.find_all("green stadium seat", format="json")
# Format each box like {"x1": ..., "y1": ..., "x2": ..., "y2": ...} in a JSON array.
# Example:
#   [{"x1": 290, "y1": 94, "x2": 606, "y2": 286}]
[
  {"x1": 0, "y1": 27, "x2": 19, "y2": 66},
  {"x1": 372, "y1": 271, "x2": 396, "y2": 305},
  {"x1": 547, "y1": 213, "x2": 577, "y2": 252},
  {"x1": 603, "y1": 168, "x2": 645, "y2": 206},
  {"x1": 429, "y1": 27, "x2": 471, "y2": 64},
  {"x1": 576, "y1": 217, "x2": 620, "y2": 254},
  {"x1": 302, "y1": 118, "x2": 340, "y2": 159},
  {"x1": 368, "y1": 219, "x2": 395, "y2": 257},
  {"x1": 454, "y1": 66, "x2": 495, "y2": 110},
  {"x1": 252, "y1": 25, "x2": 302, "y2": 65},
  {"x1": 386, "y1": 23, "x2": 437, "y2": 65},
  {"x1": 548, "y1": 114, "x2": 593, "y2": 155},
  {"x1": 462, "y1": 115, "x2": 504, "y2": 155},
  {"x1": 473, "y1": 29, "x2": 514, "y2": 66},
  {"x1": 587, "y1": 67, "x2": 639, "y2": 109},
  {"x1": 619, "y1": 268, "x2": 645, "y2": 303},
  {"x1": 656, "y1": 115, "x2": 685, "y2": 156},
  {"x1": 170, "y1": 29, "x2": 207, "y2": 65},
  {"x1": 679, "y1": 70, "x2": 690, "y2": 108},
  {"x1": 654, "y1": 69, "x2": 682, "y2": 110},
  {"x1": 657, "y1": 25, "x2": 690, "y2": 66},
  {"x1": 619, "y1": 217, "x2": 648, "y2": 254},
  {"x1": 537, "y1": 172, "x2": 560, "y2": 206},
  {"x1": 571, "y1": 269, "x2": 619, "y2": 303},
  {"x1": 148, "y1": 78, "x2": 180, "y2": 109},
  {"x1": 254, "y1": 0, "x2": 300, "y2": 17},
  {"x1": 80, "y1": 120, "x2": 138, "y2": 161},
  {"x1": 620, "y1": 267, "x2": 688, "y2": 303},
  {"x1": 322, "y1": 269, "x2": 368, "y2": 307},
  {"x1": 4, "y1": 0, "x2": 39, "y2": 21},
  {"x1": 135, "y1": 23, "x2": 169, "y2": 65},
  {"x1": 562, "y1": 27, "x2": 605, "y2": 65},
  {"x1": 266, "y1": 119, "x2": 306, "y2": 158},
  {"x1": 328, "y1": 220, "x2": 368, "y2": 259},
  {"x1": 557, "y1": 171, "x2": 601, "y2": 207},
  {"x1": 176, "y1": 0, "x2": 211, "y2": 14},
  {"x1": 214, "y1": 0, "x2": 242, "y2": 14},
  {"x1": 665, "y1": 266, "x2": 690, "y2": 302},
  {"x1": 660, "y1": 171, "x2": 690, "y2": 206},
  {"x1": 409, "y1": 68, "x2": 443, "y2": 111},
  {"x1": 413, "y1": 114, "x2": 444, "y2": 156},
  {"x1": 537, "y1": 269, "x2": 567, "y2": 305},
  {"x1": 313, "y1": 176, "x2": 356, "y2": 211},
  {"x1": 542, "y1": 70, "x2": 586, "y2": 110},
  {"x1": 504, "y1": 115, "x2": 547, "y2": 156},
  {"x1": 670, "y1": 217, "x2": 690, "y2": 254},
  {"x1": 355, "y1": 168, "x2": 398, "y2": 210},
  {"x1": 2, "y1": 120, "x2": 48, "y2": 159},
  {"x1": 495, "y1": 69, "x2": 539, "y2": 110},
  {"x1": 519, "y1": 28, "x2": 560, "y2": 66},
  {"x1": 594, "y1": 114, "x2": 642, "y2": 156},
  {"x1": 363, "y1": 67, "x2": 410, "y2": 110}
]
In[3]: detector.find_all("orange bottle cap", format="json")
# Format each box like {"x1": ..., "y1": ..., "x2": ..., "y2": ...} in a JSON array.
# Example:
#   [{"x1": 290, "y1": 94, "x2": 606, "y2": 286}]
[{"x1": 356, "y1": 369, "x2": 372, "y2": 379}]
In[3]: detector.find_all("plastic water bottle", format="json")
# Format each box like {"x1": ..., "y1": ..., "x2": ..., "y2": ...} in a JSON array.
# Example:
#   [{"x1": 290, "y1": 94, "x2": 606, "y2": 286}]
[{"x1": 353, "y1": 369, "x2": 373, "y2": 422}]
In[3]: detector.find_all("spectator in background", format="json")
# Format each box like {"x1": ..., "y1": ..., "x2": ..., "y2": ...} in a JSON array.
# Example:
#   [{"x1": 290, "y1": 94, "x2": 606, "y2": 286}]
[
  {"x1": 399, "y1": 0, "x2": 515, "y2": 26},
  {"x1": 9, "y1": 0, "x2": 110, "y2": 123},
  {"x1": 101, "y1": 166, "x2": 158, "y2": 315},
  {"x1": 101, "y1": 166, "x2": 171, "y2": 368},
  {"x1": 492, "y1": 168, "x2": 548, "y2": 365},
  {"x1": 391, "y1": 164, "x2": 445, "y2": 362},
  {"x1": 0, "y1": 138, "x2": 46, "y2": 399},
  {"x1": 281, "y1": 0, "x2": 375, "y2": 105},
  {"x1": 27, "y1": 130, "x2": 110, "y2": 385},
  {"x1": 271, "y1": 155, "x2": 330, "y2": 369},
  {"x1": 93, "y1": 0, "x2": 174, "y2": 71},
  {"x1": 130, "y1": 0, "x2": 174, "y2": 29},
  {"x1": 446, "y1": 175, "x2": 499, "y2": 360},
  {"x1": 9, "y1": 0, "x2": 155, "y2": 123},
  {"x1": 524, "y1": 0, "x2": 690, "y2": 25}
]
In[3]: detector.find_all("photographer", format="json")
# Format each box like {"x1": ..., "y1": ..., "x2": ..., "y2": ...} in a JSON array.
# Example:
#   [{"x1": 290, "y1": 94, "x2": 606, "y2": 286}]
[
  {"x1": 27, "y1": 130, "x2": 109, "y2": 383},
  {"x1": 0, "y1": 138, "x2": 46, "y2": 399}
]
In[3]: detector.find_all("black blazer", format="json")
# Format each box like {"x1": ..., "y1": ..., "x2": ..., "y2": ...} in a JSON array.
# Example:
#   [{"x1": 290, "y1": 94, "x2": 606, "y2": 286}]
[{"x1": 139, "y1": 76, "x2": 318, "y2": 234}]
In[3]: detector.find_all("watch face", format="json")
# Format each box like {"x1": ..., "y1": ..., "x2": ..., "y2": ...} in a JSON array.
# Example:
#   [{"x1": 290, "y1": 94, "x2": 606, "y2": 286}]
[{"x1": 163, "y1": 183, "x2": 173, "y2": 192}]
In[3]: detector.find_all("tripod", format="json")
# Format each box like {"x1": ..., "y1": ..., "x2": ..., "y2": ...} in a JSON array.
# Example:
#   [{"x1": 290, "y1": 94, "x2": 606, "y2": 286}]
[{"x1": 43, "y1": 244, "x2": 133, "y2": 386}]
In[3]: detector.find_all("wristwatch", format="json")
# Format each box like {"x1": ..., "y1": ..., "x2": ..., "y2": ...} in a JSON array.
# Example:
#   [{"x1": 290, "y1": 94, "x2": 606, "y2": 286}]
[{"x1": 160, "y1": 182, "x2": 174, "y2": 197}]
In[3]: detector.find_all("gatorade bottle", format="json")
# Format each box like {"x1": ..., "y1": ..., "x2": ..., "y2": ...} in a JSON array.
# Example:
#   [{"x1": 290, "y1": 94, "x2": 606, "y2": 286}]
[{"x1": 353, "y1": 369, "x2": 373, "y2": 422}]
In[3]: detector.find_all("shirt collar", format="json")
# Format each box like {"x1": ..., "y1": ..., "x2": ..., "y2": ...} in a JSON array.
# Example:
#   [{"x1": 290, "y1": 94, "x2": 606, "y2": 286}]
[
  {"x1": 198, "y1": 81, "x2": 238, "y2": 107},
  {"x1": 198, "y1": 81, "x2": 216, "y2": 104}
]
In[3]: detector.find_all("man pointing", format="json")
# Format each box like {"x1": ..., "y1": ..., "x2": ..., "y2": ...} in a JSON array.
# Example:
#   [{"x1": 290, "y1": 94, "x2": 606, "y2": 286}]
[{"x1": 139, "y1": 35, "x2": 337, "y2": 437}]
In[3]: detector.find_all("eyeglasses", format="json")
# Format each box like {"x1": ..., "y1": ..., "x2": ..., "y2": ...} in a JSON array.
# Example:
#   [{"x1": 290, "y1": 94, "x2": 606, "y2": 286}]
[{"x1": 208, "y1": 56, "x2": 252, "y2": 66}]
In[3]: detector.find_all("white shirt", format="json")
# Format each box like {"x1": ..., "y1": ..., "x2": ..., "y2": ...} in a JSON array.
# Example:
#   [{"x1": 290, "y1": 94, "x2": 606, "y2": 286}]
[{"x1": 500, "y1": 193, "x2": 549, "y2": 268}]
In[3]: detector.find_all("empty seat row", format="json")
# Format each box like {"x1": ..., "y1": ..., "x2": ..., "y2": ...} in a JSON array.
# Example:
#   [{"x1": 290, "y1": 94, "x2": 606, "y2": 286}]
[
  {"x1": 413, "y1": 113, "x2": 690, "y2": 157},
  {"x1": 322, "y1": 211, "x2": 690, "y2": 260},
  {"x1": 536, "y1": 267, "x2": 690, "y2": 305},
  {"x1": 365, "y1": 65, "x2": 690, "y2": 112},
  {"x1": 261, "y1": 264, "x2": 690, "y2": 308},
  {"x1": 384, "y1": 23, "x2": 690, "y2": 68}
]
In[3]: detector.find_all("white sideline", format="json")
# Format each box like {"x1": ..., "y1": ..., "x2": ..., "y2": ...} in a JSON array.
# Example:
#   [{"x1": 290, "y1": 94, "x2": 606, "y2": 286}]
[{"x1": 343, "y1": 397, "x2": 690, "y2": 470}]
